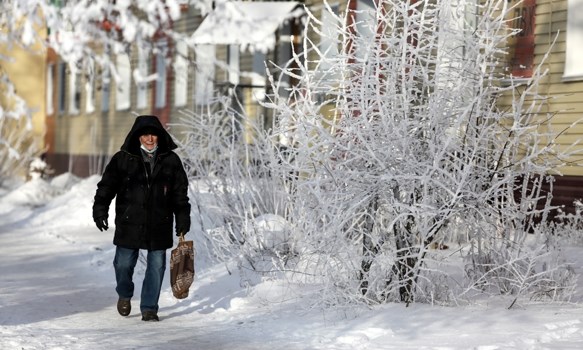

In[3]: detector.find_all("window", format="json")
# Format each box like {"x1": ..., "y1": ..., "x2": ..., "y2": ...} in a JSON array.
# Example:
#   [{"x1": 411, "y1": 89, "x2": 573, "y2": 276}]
[
  {"x1": 228, "y1": 44, "x2": 240, "y2": 86},
  {"x1": 318, "y1": 3, "x2": 340, "y2": 81},
  {"x1": 46, "y1": 64, "x2": 54, "y2": 115},
  {"x1": 509, "y1": 0, "x2": 535, "y2": 78},
  {"x1": 174, "y1": 41, "x2": 188, "y2": 107},
  {"x1": 68, "y1": 63, "x2": 81, "y2": 114},
  {"x1": 58, "y1": 62, "x2": 66, "y2": 113},
  {"x1": 564, "y1": 0, "x2": 583, "y2": 81},
  {"x1": 85, "y1": 59, "x2": 95, "y2": 113},
  {"x1": 436, "y1": 0, "x2": 476, "y2": 89},
  {"x1": 136, "y1": 46, "x2": 149, "y2": 109},
  {"x1": 155, "y1": 46, "x2": 168, "y2": 109},
  {"x1": 276, "y1": 23, "x2": 292, "y2": 97},
  {"x1": 194, "y1": 45, "x2": 215, "y2": 106},
  {"x1": 101, "y1": 63, "x2": 111, "y2": 112},
  {"x1": 355, "y1": 0, "x2": 376, "y2": 60},
  {"x1": 252, "y1": 51, "x2": 266, "y2": 102},
  {"x1": 116, "y1": 53, "x2": 131, "y2": 110}
]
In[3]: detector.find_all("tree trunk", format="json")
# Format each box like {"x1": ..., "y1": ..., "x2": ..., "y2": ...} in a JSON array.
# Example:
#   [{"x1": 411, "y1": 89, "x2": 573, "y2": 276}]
[
  {"x1": 393, "y1": 216, "x2": 418, "y2": 305},
  {"x1": 359, "y1": 196, "x2": 379, "y2": 297}
]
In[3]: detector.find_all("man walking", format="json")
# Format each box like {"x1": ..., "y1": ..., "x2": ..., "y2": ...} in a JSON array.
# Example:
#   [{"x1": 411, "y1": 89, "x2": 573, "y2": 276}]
[{"x1": 93, "y1": 115, "x2": 191, "y2": 322}]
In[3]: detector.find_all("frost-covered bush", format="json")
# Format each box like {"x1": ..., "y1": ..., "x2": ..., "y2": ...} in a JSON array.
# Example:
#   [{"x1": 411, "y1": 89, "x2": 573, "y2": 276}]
[
  {"x1": 174, "y1": 97, "x2": 296, "y2": 273},
  {"x1": 175, "y1": 0, "x2": 577, "y2": 308},
  {"x1": 550, "y1": 201, "x2": 583, "y2": 246},
  {"x1": 263, "y1": 0, "x2": 576, "y2": 306}
]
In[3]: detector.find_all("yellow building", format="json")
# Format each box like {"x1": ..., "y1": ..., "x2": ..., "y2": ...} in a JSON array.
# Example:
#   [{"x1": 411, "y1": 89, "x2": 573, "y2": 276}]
[
  {"x1": 44, "y1": 2, "x2": 305, "y2": 176},
  {"x1": 4, "y1": 1, "x2": 581, "y2": 212},
  {"x1": 0, "y1": 20, "x2": 48, "y2": 157}
]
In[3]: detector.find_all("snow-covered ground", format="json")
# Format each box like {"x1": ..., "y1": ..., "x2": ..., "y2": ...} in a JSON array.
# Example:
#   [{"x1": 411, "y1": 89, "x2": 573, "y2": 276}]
[{"x1": 1, "y1": 174, "x2": 583, "y2": 349}]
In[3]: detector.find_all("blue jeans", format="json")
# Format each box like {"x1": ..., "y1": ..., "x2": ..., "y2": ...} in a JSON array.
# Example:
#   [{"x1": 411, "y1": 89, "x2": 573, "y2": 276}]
[{"x1": 113, "y1": 247, "x2": 166, "y2": 313}]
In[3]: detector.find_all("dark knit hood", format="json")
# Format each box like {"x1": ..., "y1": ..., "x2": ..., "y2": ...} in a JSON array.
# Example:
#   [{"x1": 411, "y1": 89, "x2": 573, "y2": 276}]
[{"x1": 121, "y1": 115, "x2": 177, "y2": 155}]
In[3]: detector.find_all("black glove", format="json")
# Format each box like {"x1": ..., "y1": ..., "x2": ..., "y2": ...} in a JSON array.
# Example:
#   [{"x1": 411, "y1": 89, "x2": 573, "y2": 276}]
[
  {"x1": 175, "y1": 227, "x2": 188, "y2": 237},
  {"x1": 94, "y1": 216, "x2": 109, "y2": 231}
]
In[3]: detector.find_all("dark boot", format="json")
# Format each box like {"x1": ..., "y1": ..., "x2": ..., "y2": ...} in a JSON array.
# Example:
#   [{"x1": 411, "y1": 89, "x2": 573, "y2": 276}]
[
  {"x1": 141, "y1": 311, "x2": 159, "y2": 322},
  {"x1": 117, "y1": 299, "x2": 131, "y2": 316}
]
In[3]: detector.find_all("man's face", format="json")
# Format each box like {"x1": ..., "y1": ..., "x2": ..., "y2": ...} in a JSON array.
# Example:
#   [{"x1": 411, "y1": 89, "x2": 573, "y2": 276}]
[{"x1": 140, "y1": 134, "x2": 158, "y2": 151}]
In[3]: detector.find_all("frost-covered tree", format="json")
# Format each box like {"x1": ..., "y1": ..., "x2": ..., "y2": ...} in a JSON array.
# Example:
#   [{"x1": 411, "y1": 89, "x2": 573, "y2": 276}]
[
  {"x1": 173, "y1": 0, "x2": 576, "y2": 308},
  {"x1": 174, "y1": 93, "x2": 295, "y2": 277},
  {"x1": 261, "y1": 0, "x2": 576, "y2": 306},
  {"x1": 0, "y1": 72, "x2": 39, "y2": 186},
  {"x1": 0, "y1": 0, "x2": 212, "y2": 183},
  {"x1": 1, "y1": 0, "x2": 213, "y2": 62}
]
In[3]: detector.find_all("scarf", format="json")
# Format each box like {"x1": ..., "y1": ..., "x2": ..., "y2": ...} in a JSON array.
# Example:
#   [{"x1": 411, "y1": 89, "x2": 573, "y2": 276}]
[{"x1": 140, "y1": 144, "x2": 158, "y2": 154}]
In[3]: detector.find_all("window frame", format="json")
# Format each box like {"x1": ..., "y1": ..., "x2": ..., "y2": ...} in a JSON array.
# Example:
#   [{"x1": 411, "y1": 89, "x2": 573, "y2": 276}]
[
  {"x1": 46, "y1": 63, "x2": 54, "y2": 115},
  {"x1": 174, "y1": 41, "x2": 189, "y2": 108},
  {"x1": 563, "y1": 0, "x2": 583, "y2": 81},
  {"x1": 136, "y1": 46, "x2": 149, "y2": 110},
  {"x1": 115, "y1": 53, "x2": 132, "y2": 111},
  {"x1": 101, "y1": 62, "x2": 111, "y2": 112},
  {"x1": 155, "y1": 42, "x2": 168, "y2": 109},
  {"x1": 194, "y1": 44, "x2": 215, "y2": 106},
  {"x1": 85, "y1": 58, "x2": 96, "y2": 114}
]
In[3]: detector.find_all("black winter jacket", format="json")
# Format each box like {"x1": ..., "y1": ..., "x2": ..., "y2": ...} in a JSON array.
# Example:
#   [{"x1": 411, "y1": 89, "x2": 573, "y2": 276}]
[{"x1": 93, "y1": 115, "x2": 191, "y2": 250}]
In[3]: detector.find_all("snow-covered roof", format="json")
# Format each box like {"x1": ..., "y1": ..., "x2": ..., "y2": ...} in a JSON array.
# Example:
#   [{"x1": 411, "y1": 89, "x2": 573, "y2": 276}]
[{"x1": 190, "y1": 1, "x2": 304, "y2": 52}]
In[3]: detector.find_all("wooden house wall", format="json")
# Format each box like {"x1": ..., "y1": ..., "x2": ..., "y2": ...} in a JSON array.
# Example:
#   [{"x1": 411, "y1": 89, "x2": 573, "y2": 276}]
[{"x1": 499, "y1": 0, "x2": 583, "y2": 212}]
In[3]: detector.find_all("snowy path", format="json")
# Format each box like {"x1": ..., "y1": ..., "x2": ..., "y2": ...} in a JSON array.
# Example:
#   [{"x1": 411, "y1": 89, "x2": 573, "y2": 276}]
[
  {"x1": 3, "y1": 223, "x2": 583, "y2": 349},
  {"x1": 0, "y1": 223, "x2": 319, "y2": 350},
  {"x1": 2, "y1": 177, "x2": 583, "y2": 349}
]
